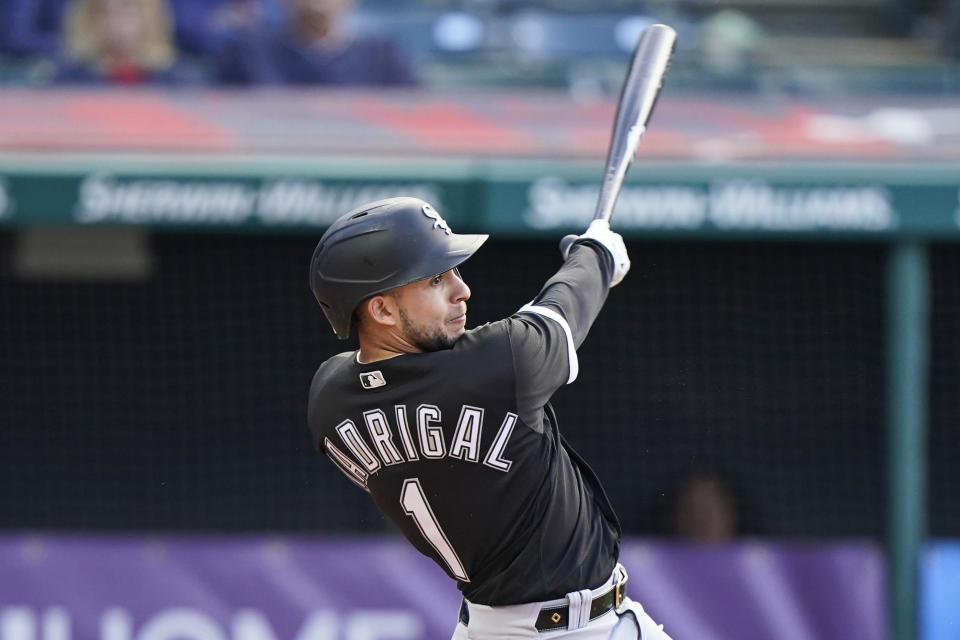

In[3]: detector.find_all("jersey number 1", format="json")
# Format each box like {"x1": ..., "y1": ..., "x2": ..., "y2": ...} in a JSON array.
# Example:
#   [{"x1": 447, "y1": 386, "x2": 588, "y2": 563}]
[{"x1": 401, "y1": 478, "x2": 470, "y2": 582}]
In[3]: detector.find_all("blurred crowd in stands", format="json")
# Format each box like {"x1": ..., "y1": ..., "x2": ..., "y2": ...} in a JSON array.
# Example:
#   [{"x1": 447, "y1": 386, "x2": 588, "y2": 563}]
[
  {"x1": 0, "y1": 0, "x2": 420, "y2": 86},
  {"x1": 0, "y1": 0, "x2": 957, "y2": 91}
]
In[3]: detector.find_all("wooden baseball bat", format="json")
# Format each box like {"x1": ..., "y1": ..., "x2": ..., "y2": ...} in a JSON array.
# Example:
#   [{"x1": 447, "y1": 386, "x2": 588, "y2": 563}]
[{"x1": 593, "y1": 23, "x2": 676, "y2": 223}]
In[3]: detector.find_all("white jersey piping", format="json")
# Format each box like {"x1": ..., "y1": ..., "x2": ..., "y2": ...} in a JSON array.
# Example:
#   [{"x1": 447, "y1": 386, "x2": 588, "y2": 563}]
[{"x1": 517, "y1": 303, "x2": 579, "y2": 384}]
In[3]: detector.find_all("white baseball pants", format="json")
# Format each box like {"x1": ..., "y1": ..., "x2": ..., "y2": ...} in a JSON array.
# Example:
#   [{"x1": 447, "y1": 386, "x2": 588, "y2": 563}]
[{"x1": 451, "y1": 565, "x2": 672, "y2": 640}]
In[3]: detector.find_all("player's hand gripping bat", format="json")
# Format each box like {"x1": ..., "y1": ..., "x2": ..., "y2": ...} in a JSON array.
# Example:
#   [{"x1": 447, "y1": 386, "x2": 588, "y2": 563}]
[{"x1": 593, "y1": 23, "x2": 676, "y2": 224}]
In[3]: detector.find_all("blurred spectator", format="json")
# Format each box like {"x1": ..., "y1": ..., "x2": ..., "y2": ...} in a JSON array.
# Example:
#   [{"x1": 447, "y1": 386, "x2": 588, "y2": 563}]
[
  {"x1": 52, "y1": 0, "x2": 195, "y2": 85},
  {"x1": 912, "y1": 0, "x2": 960, "y2": 58},
  {"x1": 215, "y1": 0, "x2": 419, "y2": 86},
  {"x1": 167, "y1": 0, "x2": 287, "y2": 56},
  {"x1": 698, "y1": 9, "x2": 765, "y2": 89},
  {"x1": 0, "y1": 0, "x2": 69, "y2": 56},
  {"x1": 672, "y1": 469, "x2": 740, "y2": 543}
]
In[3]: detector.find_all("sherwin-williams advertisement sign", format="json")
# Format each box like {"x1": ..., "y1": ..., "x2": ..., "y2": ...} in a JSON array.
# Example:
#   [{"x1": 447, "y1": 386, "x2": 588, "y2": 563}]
[
  {"x1": 72, "y1": 175, "x2": 445, "y2": 228},
  {"x1": 0, "y1": 164, "x2": 958, "y2": 238},
  {"x1": 0, "y1": 174, "x2": 452, "y2": 231},
  {"x1": 518, "y1": 176, "x2": 895, "y2": 231},
  {"x1": 0, "y1": 536, "x2": 885, "y2": 640}
]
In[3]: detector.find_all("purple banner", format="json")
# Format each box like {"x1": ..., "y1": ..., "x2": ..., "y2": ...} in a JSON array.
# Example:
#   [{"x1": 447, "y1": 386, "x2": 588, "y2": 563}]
[{"x1": 0, "y1": 535, "x2": 886, "y2": 640}]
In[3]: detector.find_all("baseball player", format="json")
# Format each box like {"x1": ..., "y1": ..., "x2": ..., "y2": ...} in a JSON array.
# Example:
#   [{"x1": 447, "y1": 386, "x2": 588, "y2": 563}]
[{"x1": 308, "y1": 197, "x2": 670, "y2": 639}]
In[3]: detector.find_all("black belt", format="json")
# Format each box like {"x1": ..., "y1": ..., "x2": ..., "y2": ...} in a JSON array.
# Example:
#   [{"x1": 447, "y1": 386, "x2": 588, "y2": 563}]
[{"x1": 458, "y1": 569, "x2": 627, "y2": 633}]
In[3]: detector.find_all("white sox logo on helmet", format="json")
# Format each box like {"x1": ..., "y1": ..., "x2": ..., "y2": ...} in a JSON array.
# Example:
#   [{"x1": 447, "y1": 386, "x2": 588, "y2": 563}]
[{"x1": 421, "y1": 204, "x2": 451, "y2": 235}]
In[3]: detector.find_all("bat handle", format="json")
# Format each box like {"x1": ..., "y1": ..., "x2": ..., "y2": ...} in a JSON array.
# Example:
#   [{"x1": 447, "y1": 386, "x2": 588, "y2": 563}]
[
  {"x1": 593, "y1": 174, "x2": 620, "y2": 223},
  {"x1": 593, "y1": 123, "x2": 645, "y2": 223}
]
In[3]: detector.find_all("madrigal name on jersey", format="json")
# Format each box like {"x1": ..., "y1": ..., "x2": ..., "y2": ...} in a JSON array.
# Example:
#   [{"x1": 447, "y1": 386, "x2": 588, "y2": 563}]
[{"x1": 323, "y1": 404, "x2": 518, "y2": 490}]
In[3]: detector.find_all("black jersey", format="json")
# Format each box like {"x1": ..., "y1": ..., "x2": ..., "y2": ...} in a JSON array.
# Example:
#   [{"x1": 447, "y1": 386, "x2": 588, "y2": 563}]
[{"x1": 307, "y1": 242, "x2": 622, "y2": 606}]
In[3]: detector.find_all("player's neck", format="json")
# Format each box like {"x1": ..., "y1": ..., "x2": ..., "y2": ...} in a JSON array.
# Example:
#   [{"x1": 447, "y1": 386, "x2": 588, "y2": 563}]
[
  {"x1": 357, "y1": 336, "x2": 420, "y2": 364},
  {"x1": 357, "y1": 347, "x2": 400, "y2": 364}
]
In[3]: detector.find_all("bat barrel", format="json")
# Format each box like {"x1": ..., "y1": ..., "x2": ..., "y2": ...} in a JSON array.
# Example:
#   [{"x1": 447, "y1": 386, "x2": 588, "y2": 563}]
[{"x1": 593, "y1": 24, "x2": 676, "y2": 223}]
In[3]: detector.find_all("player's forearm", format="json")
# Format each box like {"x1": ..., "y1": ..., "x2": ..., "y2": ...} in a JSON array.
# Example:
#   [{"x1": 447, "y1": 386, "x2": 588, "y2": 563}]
[{"x1": 529, "y1": 243, "x2": 611, "y2": 348}]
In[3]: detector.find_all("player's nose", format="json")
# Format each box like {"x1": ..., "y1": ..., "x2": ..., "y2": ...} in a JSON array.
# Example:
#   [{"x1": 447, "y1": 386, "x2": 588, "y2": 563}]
[{"x1": 451, "y1": 268, "x2": 470, "y2": 301}]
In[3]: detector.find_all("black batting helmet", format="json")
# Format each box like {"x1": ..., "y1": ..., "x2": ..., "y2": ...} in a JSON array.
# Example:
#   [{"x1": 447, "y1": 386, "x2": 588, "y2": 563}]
[{"x1": 310, "y1": 197, "x2": 488, "y2": 339}]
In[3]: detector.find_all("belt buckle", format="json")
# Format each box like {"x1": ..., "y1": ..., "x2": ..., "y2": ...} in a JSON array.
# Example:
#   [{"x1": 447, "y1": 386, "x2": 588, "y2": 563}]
[{"x1": 614, "y1": 581, "x2": 623, "y2": 608}]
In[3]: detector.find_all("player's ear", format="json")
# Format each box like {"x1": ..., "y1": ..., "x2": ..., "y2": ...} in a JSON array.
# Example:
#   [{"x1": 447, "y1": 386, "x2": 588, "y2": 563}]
[{"x1": 364, "y1": 294, "x2": 399, "y2": 329}]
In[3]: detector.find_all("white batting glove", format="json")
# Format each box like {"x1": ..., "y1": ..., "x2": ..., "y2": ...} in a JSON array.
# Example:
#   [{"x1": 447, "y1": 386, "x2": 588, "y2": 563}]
[{"x1": 559, "y1": 219, "x2": 630, "y2": 287}]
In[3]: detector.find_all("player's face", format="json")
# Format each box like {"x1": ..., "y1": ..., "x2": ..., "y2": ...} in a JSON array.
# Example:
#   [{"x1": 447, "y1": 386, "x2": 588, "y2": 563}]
[{"x1": 393, "y1": 268, "x2": 471, "y2": 352}]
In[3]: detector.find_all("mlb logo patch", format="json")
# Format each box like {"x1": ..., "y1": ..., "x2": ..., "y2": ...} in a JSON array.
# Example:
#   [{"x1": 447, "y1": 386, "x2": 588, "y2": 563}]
[{"x1": 360, "y1": 371, "x2": 386, "y2": 389}]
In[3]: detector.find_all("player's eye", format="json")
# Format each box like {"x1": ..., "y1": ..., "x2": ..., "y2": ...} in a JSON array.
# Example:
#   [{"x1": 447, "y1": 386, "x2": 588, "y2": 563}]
[{"x1": 431, "y1": 273, "x2": 444, "y2": 286}]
